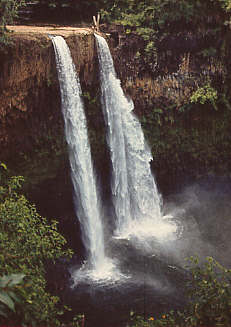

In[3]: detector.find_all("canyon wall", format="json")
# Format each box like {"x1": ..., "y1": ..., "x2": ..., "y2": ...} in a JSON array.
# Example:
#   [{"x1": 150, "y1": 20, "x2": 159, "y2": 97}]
[
  {"x1": 1, "y1": 26, "x2": 230, "y2": 228},
  {"x1": 0, "y1": 27, "x2": 96, "y2": 164}
]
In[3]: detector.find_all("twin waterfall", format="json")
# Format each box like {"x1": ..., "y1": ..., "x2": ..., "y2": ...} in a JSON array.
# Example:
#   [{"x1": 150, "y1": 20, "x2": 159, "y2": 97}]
[{"x1": 52, "y1": 34, "x2": 163, "y2": 279}]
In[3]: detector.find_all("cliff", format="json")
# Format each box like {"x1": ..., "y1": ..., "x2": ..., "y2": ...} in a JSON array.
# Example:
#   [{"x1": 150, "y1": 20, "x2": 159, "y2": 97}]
[
  {"x1": 1, "y1": 25, "x2": 230, "y2": 209},
  {"x1": 0, "y1": 26, "x2": 96, "y2": 162}
]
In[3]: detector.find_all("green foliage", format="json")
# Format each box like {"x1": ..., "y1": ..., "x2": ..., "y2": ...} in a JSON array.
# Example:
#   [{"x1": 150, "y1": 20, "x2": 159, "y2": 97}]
[
  {"x1": 101, "y1": 0, "x2": 231, "y2": 33},
  {"x1": 190, "y1": 84, "x2": 218, "y2": 109},
  {"x1": 129, "y1": 257, "x2": 231, "y2": 327},
  {"x1": 140, "y1": 104, "x2": 231, "y2": 187},
  {"x1": 27, "y1": 0, "x2": 105, "y2": 22},
  {"x1": 101, "y1": 0, "x2": 231, "y2": 72},
  {"x1": 184, "y1": 256, "x2": 231, "y2": 326},
  {"x1": 0, "y1": 273, "x2": 25, "y2": 318},
  {"x1": 0, "y1": 0, "x2": 25, "y2": 29},
  {"x1": 0, "y1": 162, "x2": 7, "y2": 170},
  {"x1": 35, "y1": 0, "x2": 104, "y2": 10},
  {"x1": 0, "y1": 173, "x2": 73, "y2": 326},
  {"x1": 0, "y1": 0, "x2": 25, "y2": 47},
  {"x1": 0, "y1": 162, "x2": 7, "y2": 183}
]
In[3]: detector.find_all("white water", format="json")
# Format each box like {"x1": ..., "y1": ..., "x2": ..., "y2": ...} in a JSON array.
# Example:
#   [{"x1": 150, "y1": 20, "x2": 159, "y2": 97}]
[
  {"x1": 95, "y1": 34, "x2": 170, "y2": 239},
  {"x1": 51, "y1": 36, "x2": 113, "y2": 277}
]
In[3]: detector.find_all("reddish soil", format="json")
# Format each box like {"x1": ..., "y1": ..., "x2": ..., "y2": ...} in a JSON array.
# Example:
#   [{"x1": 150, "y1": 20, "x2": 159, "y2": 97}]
[{"x1": 7, "y1": 25, "x2": 93, "y2": 37}]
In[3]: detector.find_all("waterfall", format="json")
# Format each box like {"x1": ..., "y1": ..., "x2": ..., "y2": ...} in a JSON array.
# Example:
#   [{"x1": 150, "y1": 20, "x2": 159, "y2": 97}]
[
  {"x1": 51, "y1": 35, "x2": 107, "y2": 273},
  {"x1": 95, "y1": 34, "x2": 163, "y2": 238}
]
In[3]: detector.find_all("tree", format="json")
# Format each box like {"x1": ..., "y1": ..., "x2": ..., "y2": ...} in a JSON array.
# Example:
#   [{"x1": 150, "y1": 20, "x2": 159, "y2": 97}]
[
  {"x1": 0, "y1": 0, "x2": 25, "y2": 31},
  {"x1": 100, "y1": 0, "x2": 231, "y2": 73},
  {"x1": 27, "y1": 0, "x2": 105, "y2": 23}
]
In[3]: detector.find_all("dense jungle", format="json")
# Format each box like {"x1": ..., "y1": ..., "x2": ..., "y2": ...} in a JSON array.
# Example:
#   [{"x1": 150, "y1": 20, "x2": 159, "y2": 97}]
[{"x1": 1, "y1": 0, "x2": 231, "y2": 326}]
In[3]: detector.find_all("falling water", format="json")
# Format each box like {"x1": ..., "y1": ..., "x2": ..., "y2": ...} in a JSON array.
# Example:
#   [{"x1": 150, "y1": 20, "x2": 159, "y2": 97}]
[
  {"x1": 51, "y1": 35, "x2": 109, "y2": 276},
  {"x1": 95, "y1": 34, "x2": 165, "y2": 239}
]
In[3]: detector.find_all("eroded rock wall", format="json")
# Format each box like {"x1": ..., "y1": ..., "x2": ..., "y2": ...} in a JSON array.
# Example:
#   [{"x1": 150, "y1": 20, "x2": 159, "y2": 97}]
[
  {"x1": 1, "y1": 27, "x2": 231, "y2": 203},
  {"x1": 0, "y1": 30, "x2": 97, "y2": 170}
]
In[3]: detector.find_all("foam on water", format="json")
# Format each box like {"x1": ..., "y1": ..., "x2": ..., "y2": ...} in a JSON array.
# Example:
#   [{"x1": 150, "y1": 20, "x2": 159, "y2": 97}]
[
  {"x1": 71, "y1": 259, "x2": 128, "y2": 287},
  {"x1": 114, "y1": 215, "x2": 178, "y2": 242}
]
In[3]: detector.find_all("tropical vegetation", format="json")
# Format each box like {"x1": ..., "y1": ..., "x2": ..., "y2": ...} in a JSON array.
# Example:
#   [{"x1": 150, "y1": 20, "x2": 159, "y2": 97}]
[
  {"x1": 0, "y1": 165, "x2": 73, "y2": 325},
  {"x1": 130, "y1": 257, "x2": 231, "y2": 327}
]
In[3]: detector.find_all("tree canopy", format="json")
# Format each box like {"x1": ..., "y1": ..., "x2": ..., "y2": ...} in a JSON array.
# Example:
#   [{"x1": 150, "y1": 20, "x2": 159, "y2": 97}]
[
  {"x1": 101, "y1": 0, "x2": 231, "y2": 66},
  {"x1": 0, "y1": 0, "x2": 25, "y2": 30}
]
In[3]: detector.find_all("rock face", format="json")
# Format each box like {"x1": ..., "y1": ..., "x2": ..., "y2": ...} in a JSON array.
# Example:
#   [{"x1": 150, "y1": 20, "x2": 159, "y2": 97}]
[
  {"x1": 0, "y1": 27, "x2": 97, "y2": 164},
  {"x1": 1, "y1": 25, "x2": 230, "y2": 212}
]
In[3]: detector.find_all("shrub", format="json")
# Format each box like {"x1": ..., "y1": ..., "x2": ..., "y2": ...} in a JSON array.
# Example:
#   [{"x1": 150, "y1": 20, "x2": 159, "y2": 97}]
[
  {"x1": 0, "y1": 273, "x2": 25, "y2": 319},
  {"x1": 129, "y1": 256, "x2": 231, "y2": 327},
  {"x1": 190, "y1": 84, "x2": 218, "y2": 109},
  {"x1": 0, "y1": 169, "x2": 73, "y2": 326}
]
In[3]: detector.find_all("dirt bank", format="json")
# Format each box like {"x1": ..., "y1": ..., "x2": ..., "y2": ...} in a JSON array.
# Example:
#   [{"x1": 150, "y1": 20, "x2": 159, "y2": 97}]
[{"x1": 7, "y1": 25, "x2": 93, "y2": 37}]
